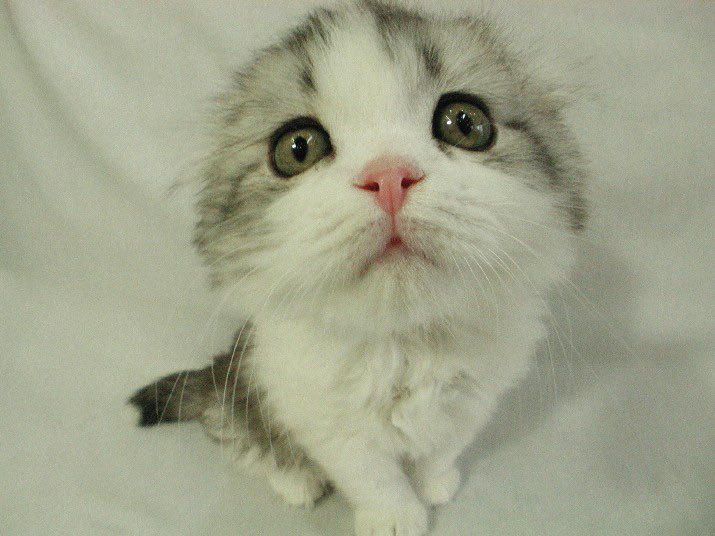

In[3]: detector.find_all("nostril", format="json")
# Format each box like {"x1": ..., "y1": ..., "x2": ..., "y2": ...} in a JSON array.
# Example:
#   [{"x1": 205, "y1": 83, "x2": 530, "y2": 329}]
[
  {"x1": 401, "y1": 177, "x2": 422, "y2": 189},
  {"x1": 360, "y1": 181, "x2": 380, "y2": 192}
]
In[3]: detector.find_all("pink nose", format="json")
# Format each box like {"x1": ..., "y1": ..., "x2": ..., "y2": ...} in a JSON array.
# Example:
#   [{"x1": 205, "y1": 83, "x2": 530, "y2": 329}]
[{"x1": 356, "y1": 157, "x2": 423, "y2": 217}]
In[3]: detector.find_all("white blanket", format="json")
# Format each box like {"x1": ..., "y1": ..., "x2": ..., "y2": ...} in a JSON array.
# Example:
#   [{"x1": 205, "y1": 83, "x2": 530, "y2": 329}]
[{"x1": 2, "y1": 1, "x2": 713, "y2": 534}]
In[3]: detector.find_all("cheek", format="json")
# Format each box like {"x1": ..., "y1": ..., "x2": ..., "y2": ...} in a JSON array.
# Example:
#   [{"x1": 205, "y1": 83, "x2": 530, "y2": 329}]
[
  {"x1": 267, "y1": 171, "x2": 369, "y2": 223},
  {"x1": 428, "y1": 157, "x2": 557, "y2": 214},
  {"x1": 457, "y1": 168, "x2": 575, "y2": 278},
  {"x1": 408, "y1": 160, "x2": 569, "y2": 252},
  {"x1": 262, "y1": 171, "x2": 382, "y2": 253},
  {"x1": 406, "y1": 159, "x2": 519, "y2": 226}
]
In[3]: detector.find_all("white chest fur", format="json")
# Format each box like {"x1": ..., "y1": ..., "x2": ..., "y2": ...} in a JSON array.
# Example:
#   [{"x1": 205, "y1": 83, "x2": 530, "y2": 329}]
[{"x1": 251, "y1": 307, "x2": 544, "y2": 460}]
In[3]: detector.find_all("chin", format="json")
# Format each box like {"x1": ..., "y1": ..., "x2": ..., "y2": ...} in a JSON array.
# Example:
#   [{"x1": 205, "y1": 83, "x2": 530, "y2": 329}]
[{"x1": 295, "y1": 265, "x2": 461, "y2": 336}]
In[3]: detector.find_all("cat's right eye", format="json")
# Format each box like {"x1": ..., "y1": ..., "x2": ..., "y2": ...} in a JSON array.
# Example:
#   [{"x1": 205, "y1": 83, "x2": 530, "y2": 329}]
[{"x1": 270, "y1": 118, "x2": 332, "y2": 178}]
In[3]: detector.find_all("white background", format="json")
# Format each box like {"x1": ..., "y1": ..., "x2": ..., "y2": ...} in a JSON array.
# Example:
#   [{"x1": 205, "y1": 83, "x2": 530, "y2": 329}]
[{"x1": 1, "y1": 1, "x2": 713, "y2": 534}]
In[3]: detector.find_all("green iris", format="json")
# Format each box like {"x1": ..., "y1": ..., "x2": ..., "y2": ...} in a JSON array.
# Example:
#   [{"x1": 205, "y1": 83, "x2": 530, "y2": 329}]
[
  {"x1": 271, "y1": 124, "x2": 332, "y2": 177},
  {"x1": 433, "y1": 96, "x2": 494, "y2": 151}
]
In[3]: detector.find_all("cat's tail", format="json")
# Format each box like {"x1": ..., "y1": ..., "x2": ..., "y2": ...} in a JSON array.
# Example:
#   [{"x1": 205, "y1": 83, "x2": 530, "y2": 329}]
[
  {"x1": 129, "y1": 366, "x2": 215, "y2": 426},
  {"x1": 129, "y1": 329, "x2": 253, "y2": 427}
]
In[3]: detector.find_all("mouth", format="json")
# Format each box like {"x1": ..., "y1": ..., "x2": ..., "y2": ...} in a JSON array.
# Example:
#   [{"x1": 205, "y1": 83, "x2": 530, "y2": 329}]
[
  {"x1": 358, "y1": 228, "x2": 435, "y2": 275},
  {"x1": 374, "y1": 235, "x2": 410, "y2": 262},
  {"x1": 351, "y1": 215, "x2": 439, "y2": 280}
]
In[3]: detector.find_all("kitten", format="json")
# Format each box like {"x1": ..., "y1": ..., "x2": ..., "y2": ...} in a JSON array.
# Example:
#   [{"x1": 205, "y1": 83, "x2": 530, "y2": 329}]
[{"x1": 130, "y1": 1, "x2": 586, "y2": 535}]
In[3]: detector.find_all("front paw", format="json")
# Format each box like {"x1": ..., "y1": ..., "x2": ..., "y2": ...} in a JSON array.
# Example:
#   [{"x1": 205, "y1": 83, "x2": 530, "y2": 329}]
[
  {"x1": 267, "y1": 466, "x2": 326, "y2": 508},
  {"x1": 417, "y1": 466, "x2": 461, "y2": 506},
  {"x1": 354, "y1": 502, "x2": 428, "y2": 536}
]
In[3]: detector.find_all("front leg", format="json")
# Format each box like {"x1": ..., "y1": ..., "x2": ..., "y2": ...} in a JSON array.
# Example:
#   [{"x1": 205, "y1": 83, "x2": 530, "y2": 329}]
[
  {"x1": 413, "y1": 396, "x2": 492, "y2": 506},
  {"x1": 413, "y1": 450, "x2": 463, "y2": 506},
  {"x1": 304, "y1": 431, "x2": 428, "y2": 536}
]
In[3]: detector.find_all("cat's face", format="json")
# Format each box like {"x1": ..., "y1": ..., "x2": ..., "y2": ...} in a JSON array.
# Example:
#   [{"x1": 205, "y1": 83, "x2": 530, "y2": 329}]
[{"x1": 196, "y1": 2, "x2": 585, "y2": 334}]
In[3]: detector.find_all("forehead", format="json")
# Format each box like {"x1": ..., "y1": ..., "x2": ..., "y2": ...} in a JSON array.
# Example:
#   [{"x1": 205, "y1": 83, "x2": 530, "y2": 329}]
[
  {"x1": 229, "y1": 4, "x2": 523, "y2": 143},
  {"x1": 311, "y1": 20, "x2": 415, "y2": 125}
]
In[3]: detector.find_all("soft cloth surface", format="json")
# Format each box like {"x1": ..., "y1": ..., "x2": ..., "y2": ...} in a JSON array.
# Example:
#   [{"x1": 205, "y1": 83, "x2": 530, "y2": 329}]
[{"x1": 1, "y1": 1, "x2": 713, "y2": 534}]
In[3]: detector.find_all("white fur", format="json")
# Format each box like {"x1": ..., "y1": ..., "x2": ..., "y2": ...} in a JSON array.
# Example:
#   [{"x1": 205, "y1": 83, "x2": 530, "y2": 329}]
[
  {"x1": 266, "y1": 466, "x2": 326, "y2": 508},
  {"x1": 200, "y1": 9, "x2": 579, "y2": 536}
]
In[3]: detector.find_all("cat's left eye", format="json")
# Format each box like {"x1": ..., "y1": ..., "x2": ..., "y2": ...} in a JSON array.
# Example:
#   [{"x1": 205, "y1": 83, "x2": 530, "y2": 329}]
[
  {"x1": 432, "y1": 93, "x2": 495, "y2": 151},
  {"x1": 270, "y1": 119, "x2": 332, "y2": 178}
]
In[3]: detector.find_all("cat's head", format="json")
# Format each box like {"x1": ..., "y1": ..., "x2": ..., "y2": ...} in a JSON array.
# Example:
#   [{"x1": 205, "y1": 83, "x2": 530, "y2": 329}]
[{"x1": 195, "y1": 1, "x2": 586, "y2": 334}]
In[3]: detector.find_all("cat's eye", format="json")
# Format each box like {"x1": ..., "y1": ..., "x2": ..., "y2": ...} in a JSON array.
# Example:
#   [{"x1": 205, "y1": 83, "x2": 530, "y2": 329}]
[
  {"x1": 432, "y1": 93, "x2": 495, "y2": 151},
  {"x1": 270, "y1": 119, "x2": 332, "y2": 178}
]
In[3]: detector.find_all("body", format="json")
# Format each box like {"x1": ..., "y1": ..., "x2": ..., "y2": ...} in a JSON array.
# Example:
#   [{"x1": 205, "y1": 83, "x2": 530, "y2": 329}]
[{"x1": 130, "y1": 2, "x2": 585, "y2": 534}]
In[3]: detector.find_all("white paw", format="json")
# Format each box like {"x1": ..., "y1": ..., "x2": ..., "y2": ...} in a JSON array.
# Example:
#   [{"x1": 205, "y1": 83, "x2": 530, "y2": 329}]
[
  {"x1": 418, "y1": 467, "x2": 461, "y2": 506},
  {"x1": 267, "y1": 467, "x2": 326, "y2": 508},
  {"x1": 354, "y1": 503, "x2": 428, "y2": 536}
]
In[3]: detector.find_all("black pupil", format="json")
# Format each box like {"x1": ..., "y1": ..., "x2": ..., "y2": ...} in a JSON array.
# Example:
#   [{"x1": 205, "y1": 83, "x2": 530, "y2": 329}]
[
  {"x1": 291, "y1": 136, "x2": 309, "y2": 162},
  {"x1": 456, "y1": 111, "x2": 473, "y2": 135}
]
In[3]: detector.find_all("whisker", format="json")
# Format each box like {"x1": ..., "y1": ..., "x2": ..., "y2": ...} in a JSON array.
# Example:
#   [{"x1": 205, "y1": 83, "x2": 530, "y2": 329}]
[
  {"x1": 230, "y1": 325, "x2": 255, "y2": 438},
  {"x1": 157, "y1": 371, "x2": 182, "y2": 425},
  {"x1": 176, "y1": 370, "x2": 190, "y2": 424},
  {"x1": 219, "y1": 317, "x2": 252, "y2": 447},
  {"x1": 481, "y1": 219, "x2": 636, "y2": 357}
]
